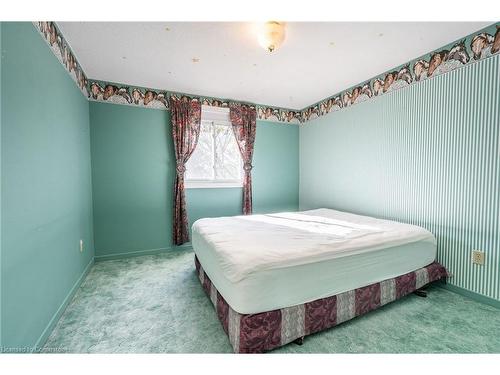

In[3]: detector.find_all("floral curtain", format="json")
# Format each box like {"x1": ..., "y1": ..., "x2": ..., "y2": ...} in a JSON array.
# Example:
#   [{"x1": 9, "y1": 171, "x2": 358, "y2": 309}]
[
  {"x1": 170, "y1": 96, "x2": 202, "y2": 245},
  {"x1": 229, "y1": 103, "x2": 257, "y2": 215}
]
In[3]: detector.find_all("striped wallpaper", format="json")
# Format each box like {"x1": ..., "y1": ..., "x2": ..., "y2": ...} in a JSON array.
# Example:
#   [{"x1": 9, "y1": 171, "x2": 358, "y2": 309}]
[{"x1": 300, "y1": 54, "x2": 500, "y2": 301}]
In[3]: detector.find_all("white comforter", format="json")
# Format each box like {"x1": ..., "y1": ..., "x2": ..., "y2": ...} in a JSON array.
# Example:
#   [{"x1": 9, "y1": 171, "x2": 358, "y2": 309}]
[{"x1": 192, "y1": 208, "x2": 436, "y2": 283}]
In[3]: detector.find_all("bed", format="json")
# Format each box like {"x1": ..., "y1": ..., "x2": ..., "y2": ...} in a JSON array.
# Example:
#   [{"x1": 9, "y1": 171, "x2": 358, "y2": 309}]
[{"x1": 192, "y1": 208, "x2": 448, "y2": 353}]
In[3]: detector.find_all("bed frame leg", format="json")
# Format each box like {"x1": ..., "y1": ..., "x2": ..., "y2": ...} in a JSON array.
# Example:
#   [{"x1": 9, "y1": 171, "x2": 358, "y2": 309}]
[
  {"x1": 414, "y1": 289, "x2": 427, "y2": 297},
  {"x1": 294, "y1": 336, "x2": 305, "y2": 346}
]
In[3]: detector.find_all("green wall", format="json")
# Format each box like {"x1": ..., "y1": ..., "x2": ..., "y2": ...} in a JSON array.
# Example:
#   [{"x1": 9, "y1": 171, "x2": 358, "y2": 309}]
[
  {"x1": 0, "y1": 23, "x2": 94, "y2": 349},
  {"x1": 89, "y1": 103, "x2": 173, "y2": 257},
  {"x1": 89, "y1": 101, "x2": 299, "y2": 259},
  {"x1": 300, "y1": 54, "x2": 500, "y2": 302}
]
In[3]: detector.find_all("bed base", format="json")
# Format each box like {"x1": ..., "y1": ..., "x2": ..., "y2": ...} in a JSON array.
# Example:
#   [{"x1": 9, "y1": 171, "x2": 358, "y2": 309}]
[{"x1": 195, "y1": 256, "x2": 447, "y2": 353}]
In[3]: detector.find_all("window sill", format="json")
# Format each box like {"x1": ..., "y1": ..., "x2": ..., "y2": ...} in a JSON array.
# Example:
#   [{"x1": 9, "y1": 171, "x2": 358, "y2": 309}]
[{"x1": 185, "y1": 181, "x2": 243, "y2": 189}]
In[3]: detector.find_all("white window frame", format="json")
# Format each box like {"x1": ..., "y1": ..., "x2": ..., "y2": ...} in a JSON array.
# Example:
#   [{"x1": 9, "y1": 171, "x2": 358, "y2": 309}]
[{"x1": 185, "y1": 105, "x2": 243, "y2": 189}]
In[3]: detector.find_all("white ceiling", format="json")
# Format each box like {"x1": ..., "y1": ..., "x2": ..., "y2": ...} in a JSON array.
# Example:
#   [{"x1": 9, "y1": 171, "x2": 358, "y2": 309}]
[{"x1": 58, "y1": 22, "x2": 490, "y2": 110}]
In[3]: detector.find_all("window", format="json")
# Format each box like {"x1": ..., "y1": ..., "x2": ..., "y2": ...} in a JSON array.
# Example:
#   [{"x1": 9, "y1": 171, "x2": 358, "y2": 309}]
[{"x1": 185, "y1": 106, "x2": 243, "y2": 188}]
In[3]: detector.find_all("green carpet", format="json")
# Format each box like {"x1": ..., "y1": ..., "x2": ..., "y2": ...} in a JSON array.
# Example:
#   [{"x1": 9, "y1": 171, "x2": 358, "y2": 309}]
[{"x1": 43, "y1": 248, "x2": 500, "y2": 353}]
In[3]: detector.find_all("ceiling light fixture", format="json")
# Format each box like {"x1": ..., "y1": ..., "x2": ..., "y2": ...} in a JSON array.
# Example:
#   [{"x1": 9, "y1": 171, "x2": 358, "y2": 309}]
[{"x1": 257, "y1": 21, "x2": 286, "y2": 53}]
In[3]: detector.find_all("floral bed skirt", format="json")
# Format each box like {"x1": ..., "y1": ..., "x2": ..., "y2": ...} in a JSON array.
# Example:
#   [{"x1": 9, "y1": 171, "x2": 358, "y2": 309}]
[{"x1": 194, "y1": 256, "x2": 448, "y2": 353}]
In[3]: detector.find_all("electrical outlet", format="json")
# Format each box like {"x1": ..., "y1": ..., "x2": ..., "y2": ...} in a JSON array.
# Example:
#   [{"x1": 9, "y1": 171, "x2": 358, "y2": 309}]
[
  {"x1": 80, "y1": 239, "x2": 84, "y2": 253},
  {"x1": 472, "y1": 250, "x2": 485, "y2": 265}
]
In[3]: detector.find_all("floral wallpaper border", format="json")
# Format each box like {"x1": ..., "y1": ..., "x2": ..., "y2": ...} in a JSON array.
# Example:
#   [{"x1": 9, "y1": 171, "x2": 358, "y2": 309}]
[
  {"x1": 301, "y1": 22, "x2": 500, "y2": 123},
  {"x1": 34, "y1": 21, "x2": 499, "y2": 125},
  {"x1": 87, "y1": 79, "x2": 303, "y2": 124},
  {"x1": 33, "y1": 22, "x2": 89, "y2": 97}
]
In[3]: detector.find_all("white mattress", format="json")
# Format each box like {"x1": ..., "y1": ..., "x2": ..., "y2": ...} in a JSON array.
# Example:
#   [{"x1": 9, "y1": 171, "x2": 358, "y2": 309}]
[{"x1": 192, "y1": 208, "x2": 437, "y2": 314}]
